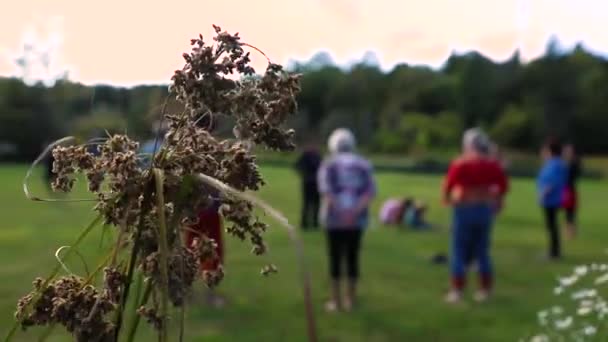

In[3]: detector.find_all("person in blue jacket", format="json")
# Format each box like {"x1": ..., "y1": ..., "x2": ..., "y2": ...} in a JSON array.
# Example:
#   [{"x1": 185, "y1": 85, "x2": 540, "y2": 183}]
[{"x1": 537, "y1": 139, "x2": 567, "y2": 260}]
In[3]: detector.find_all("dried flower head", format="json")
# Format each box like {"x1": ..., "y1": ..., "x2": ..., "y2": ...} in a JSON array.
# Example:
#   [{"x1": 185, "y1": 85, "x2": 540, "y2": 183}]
[
  {"x1": 16, "y1": 276, "x2": 116, "y2": 342},
  {"x1": 14, "y1": 25, "x2": 300, "y2": 340}
]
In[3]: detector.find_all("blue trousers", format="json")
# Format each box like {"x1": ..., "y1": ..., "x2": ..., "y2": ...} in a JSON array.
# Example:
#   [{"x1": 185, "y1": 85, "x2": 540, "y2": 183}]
[{"x1": 450, "y1": 204, "x2": 494, "y2": 289}]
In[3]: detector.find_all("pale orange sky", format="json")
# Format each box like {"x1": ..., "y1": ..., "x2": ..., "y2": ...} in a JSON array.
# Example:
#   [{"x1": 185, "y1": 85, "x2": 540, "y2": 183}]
[{"x1": 0, "y1": 0, "x2": 606, "y2": 85}]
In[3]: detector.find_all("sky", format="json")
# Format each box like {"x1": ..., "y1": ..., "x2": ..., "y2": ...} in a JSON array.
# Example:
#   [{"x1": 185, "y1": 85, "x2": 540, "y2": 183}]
[{"x1": 0, "y1": 0, "x2": 606, "y2": 86}]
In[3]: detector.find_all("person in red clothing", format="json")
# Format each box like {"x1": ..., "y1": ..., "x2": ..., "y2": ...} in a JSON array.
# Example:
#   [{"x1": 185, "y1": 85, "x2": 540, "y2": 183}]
[
  {"x1": 562, "y1": 143, "x2": 581, "y2": 239},
  {"x1": 443, "y1": 128, "x2": 509, "y2": 303},
  {"x1": 185, "y1": 198, "x2": 226, "y2": 307}
]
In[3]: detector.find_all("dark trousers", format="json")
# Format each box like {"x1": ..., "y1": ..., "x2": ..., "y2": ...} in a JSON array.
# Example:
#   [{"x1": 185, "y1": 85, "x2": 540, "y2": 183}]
[
  {"x1": 543, "y1": 207, "x2": 561, "y2": 258},
  {"x1": 326, "y1": 229, "x2": 363, "y2": 280},
  {"x1": 301, "y1": 182, "x2": 319, "y2": 229}
]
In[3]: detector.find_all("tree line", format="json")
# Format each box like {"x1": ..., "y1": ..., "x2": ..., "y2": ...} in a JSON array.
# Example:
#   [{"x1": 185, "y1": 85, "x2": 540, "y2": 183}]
[{"x1": 1, "y1": 38, "x2": 608, "y2": 161}]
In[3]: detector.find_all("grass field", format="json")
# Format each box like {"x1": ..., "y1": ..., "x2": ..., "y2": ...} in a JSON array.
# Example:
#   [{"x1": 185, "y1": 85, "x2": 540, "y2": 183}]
[{"x1": 1, "y1": 164, "x2": 607, "y2": 341}]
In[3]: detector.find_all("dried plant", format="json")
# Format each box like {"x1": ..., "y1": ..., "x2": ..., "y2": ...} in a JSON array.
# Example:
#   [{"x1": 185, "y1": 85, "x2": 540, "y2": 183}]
[{"x1": 7, "y1": 25, "x2": 308, "y2": 342}]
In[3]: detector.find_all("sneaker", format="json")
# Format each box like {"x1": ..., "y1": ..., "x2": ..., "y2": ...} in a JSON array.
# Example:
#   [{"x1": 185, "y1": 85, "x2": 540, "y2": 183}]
[
  {"x1": 566, "y1": 226, "x2": 577, "y2": 240},
  {"x1": 342, "y1": 297, "x2": 354, "y2": 312},
  {"x1": 444, "y1": 290, "x2": 463, "y2": 304},
  {"x1": 473, "y1": 290, "x2": 490, "y2": 302},
  {"x1": 324, "y1": 300, "x2": 340, "y2": 313}
]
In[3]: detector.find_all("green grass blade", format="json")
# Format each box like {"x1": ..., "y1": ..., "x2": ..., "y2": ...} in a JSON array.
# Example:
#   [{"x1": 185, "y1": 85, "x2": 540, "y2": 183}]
[
  {"x1": 122, "y1": 271, "x2": 143, "y2": 342},
  {"x1": 153, "y1": 168, "x2": 170, "y2": 342},
  {"x1": 114, "y1": 183, "x2": 152, "y2": 341},
  {"x1": 125, "y1": 280, "x2": 153, "y2": 342}
]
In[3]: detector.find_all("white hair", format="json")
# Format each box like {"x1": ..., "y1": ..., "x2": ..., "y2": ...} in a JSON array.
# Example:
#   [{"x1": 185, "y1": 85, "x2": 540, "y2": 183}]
[
  {"x1": 328, "y1": 128, "x2": 356, "y2": 153},
  {"x1": 462, "y1": 128, "x2": 490, "y2": 154}
]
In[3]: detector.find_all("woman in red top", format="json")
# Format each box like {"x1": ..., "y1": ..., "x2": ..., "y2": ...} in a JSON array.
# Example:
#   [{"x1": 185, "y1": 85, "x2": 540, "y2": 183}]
[
  {"x1": 185, "y1": 199, "x2": 226, "y2": 307},
  {"x1": 443, "y1": 128, "x2": 508, "y2": 303}
]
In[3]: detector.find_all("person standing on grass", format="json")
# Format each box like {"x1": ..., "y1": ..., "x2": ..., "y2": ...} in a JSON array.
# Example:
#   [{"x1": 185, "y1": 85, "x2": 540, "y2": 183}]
[
  {"x1": 443, "y1": 128, "x2": 509, "y2": 303},
  {"x1": 318, "y1": 128, "x2": 376, "y2": 312},
  {"x1": 537, "y1": 139, "x2": 567, "y2": 259},
  {"x1": 464, "y1": 140, "x2": 506, "y2": 268},
  {"x1": 185, "y1": 193, "x2": 226, "y2": 308},
  {"x1": 295, "y1": 143, "x2": 322, "y2": 230},
  {"x1": 138, "y1": 121, "x2": 226, "y2": 307},
  {"x1": 562, "y1": 143, "x2": 581, "y2": 239}
]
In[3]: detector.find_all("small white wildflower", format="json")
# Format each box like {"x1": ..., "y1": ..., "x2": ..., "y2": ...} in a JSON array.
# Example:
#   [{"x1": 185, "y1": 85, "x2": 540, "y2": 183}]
[
  {"x1": 554, "y1": 286, "x2": 564, "y2": 295},
  {"x1": 538, "y1": 311, "x2": 549, "y2": 326},
  {"x1": 554, "y1": 316, "x2": 573, "y2": 330},
  {"x1": 538, "y1": 317, "x2": 547, "y2": 326},
  {"x1": 572, "y1": 289, "x2": 597, "y2": 300},
  {"x1": 552, "y1": 306, "x2": 564, "y2": 315},
  {"x1": 580, "y1": 300, "x2": 594, "y2": 308},
  {"x1": 600, "y1": 264, "x2": 608, "y2": 271},
  {"x1": 583, "y1": 326, "x2": 597, "y2": 336},
  {"x1": 530, "y1": 334, "x2": 549, "y2": 342},
  {"x1": 560, "y1": 275, "x2": 579, "y2": 287},
  {"x1": 595, "y1": 273, "x2": 608, "y2": 285},
  {"x1": 575, "y1": 265, "x2": 589, "y2": 276},
  {"x1": 598, "y1": 305, "x2": 608, "y2": 319},
  {"x1": 578, "y1": 306, "x2": 593, "y2": 316},
  {"x1": 591, "y1": 263, "x2": 599, "y2": 271}
]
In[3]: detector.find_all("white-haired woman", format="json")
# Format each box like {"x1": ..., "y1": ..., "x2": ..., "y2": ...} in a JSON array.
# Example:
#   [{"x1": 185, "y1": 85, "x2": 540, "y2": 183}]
[{"x1": 317, "y1": 128, "x2": 376, "y2": 312}]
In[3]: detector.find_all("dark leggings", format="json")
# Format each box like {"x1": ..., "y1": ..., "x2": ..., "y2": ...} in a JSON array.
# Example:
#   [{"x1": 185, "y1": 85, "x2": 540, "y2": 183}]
[
  {"x1": 565, "y1": 208, "x2": 576, "y2": 225},
  {"x1": 326, "y1": 229, "x2": 363, "y2": 280},
  {"x1": 544, "y1": 207, "x2": 561, "y2": 258}
]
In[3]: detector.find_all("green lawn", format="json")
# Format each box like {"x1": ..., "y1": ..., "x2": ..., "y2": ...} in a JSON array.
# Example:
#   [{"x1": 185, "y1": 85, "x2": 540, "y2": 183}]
[{"x1": 0, "y1": 164, "x2": 607, "y2": 341}]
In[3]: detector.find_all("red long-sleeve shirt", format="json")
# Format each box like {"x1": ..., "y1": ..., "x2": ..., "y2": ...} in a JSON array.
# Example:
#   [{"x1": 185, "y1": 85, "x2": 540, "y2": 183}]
[{"x1": 443, "y1": 156, "x2": 509, "y2": 205}]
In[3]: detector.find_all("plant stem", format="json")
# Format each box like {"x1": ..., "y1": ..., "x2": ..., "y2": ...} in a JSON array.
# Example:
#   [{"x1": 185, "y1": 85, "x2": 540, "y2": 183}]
[
  {"x1": 114, "y1": 181, "x2": 153, "y2": 341},
  {"x1": 113, "y1": 241, "x2": 140, "y2": 341},
  {"x1": 153, "y1": 168, "x2": 170, "y2": 342},
  {"x1": 125, "y1": 279, "x2": 153, "y2": 342}
]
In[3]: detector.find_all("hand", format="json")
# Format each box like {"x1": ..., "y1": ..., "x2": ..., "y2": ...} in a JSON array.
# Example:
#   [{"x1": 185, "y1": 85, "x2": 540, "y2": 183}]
[
  {"x1": 539, "y1": 188, "x2": 550, "y2": 202},
  {"x1": 341, "y1": 209, "x2": 358, "y2": 226},
  {"x1": 442, "y1": 196, "x2": 451, "y2": 207},
  {"x1": 493, "y1": 202, "x2": 503, "y2": 215}
]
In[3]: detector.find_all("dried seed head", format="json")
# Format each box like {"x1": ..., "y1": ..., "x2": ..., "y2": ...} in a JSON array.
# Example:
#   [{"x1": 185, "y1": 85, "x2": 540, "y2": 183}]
[
  {"x1": 21, "y1": 25, "x2": 300, "y2": 339},
  {"x1": 15, "y1": 276, "x2": 115, "y2": 341}
]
